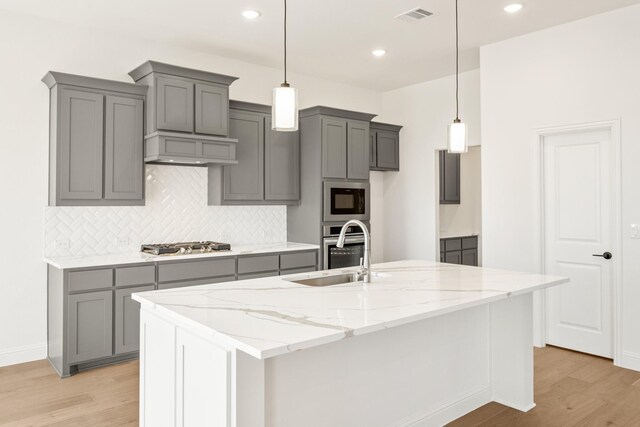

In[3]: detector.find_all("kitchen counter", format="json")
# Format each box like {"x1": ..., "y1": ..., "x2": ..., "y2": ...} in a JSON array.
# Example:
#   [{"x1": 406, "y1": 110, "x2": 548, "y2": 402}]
[
  {"x1": 44, "y1": 242, "x2": 319, "y2": 269},
  {"x1": 134, "y1": 260, "x2": 568, "y2": 427}
]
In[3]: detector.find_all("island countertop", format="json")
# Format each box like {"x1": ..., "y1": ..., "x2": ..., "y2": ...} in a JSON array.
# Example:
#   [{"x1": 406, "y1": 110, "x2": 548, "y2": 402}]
[{"x1": 133, "y1": 260, "x2": 568, "y2": 360}]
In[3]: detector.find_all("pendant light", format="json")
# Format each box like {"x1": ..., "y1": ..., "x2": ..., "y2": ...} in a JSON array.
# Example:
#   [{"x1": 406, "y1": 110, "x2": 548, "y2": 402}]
[
  {"x1": 272, "y1": 0, "x2": 298, "y2": 131},
  {"x1": 447, "y1": 0, "x2": 467, "y2": 153}
]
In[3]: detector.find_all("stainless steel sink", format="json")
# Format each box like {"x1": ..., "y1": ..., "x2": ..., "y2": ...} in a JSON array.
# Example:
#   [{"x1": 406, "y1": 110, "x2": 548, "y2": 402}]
[{"x1": 289, "y1": 273, "x2": 360, "y2": 287}]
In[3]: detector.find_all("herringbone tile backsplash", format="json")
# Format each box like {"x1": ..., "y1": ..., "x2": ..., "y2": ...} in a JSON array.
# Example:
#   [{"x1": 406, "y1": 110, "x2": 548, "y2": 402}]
[{"x1": 45, "y1": 165, "x2": 287, "y2": 257}]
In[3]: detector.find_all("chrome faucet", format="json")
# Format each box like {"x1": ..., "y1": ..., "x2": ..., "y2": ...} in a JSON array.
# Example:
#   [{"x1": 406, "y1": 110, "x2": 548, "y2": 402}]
[{"x1": 336, "y1": 219, "x2": 371, "y2": 283}]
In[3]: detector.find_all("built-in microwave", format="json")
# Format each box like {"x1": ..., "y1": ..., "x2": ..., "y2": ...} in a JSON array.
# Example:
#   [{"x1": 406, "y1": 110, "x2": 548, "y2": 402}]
[{"x1": 323, "y1": 181, "x2": 370, "y2": 222}]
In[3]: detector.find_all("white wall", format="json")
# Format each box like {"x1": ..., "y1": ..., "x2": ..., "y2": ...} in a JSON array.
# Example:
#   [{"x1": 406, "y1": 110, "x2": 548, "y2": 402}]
[
  {"x1": 0, "y1": 9, "x2": 382, "y2": 366},
  {"x1": 481, "y1": 4, "x2": 640, "y2": 370},
  {"x1": 378, "y1": 70, "x2": 481, "y2": 262},
  {"x1": 439, "y1": 146, "x2": 482, "y2": 241}
]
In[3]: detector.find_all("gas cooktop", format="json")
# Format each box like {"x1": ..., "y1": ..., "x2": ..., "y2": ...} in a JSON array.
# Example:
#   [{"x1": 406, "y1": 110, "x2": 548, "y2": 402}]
[{"x1": 141, "y1": 241, "x2": 231, "y2": 256}]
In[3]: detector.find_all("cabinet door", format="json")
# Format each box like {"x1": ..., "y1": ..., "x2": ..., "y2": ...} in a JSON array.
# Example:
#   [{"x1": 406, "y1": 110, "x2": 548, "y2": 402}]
[
  {"x1": 369, "y1": 131, "x2": 377, "y2": 168},
  {"x1": 195, "y1": 83, "x2": 228, "y2": 136},
  {"x1": 321, "y1": 117, "x2": 347, "y2": 179},
  {"x1": 462, "y1": 249, "x2": 478, "y2": 267},
  {"x1": 347, "y1": 120, "x2": 369, "y2": 180},
  {"x1": 59, "y1": 89, "x2": 104, "y2": 201},
  {"x1": 67, "y1": 291, "x2": 113, "y2": 364},
  {"x1": 265, "y1": 125, "x2": 299, "y2": 201},
  {"x1": 115, "y1": 285, "x2": 154, "y2": 355},
  {"x1": 444, "y1": 251, "x2": 462, "y2": 265},
  {"x1": 224, "y1": 110, "x2": 265, "y2": 201},
  {"x1": 440, "y1": 151, "x2": 461, "y2": 204},
  {"x1": 376, "y1": 130, "x2": 399, "y2": 170},
  {"x1": 156, "y1": 76, "x2": 193, "y2": 132},
  {"x1": 104, "y1": 96, "x2": 144, "y2": 200}
]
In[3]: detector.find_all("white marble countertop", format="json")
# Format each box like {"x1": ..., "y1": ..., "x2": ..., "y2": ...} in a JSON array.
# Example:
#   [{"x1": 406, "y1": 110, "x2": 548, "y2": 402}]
[
  {"x1": 44, "y1": 242, "x2": 319, "y2": 269},
  {"x1": 133, "y1": 260, "x2": 568, "y2": 360}
]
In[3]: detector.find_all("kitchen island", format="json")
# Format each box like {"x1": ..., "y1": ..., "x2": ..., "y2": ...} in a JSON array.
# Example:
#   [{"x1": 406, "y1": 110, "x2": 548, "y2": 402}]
[{"x1": 133, "y1": 260, "x2": 567, "y2": 427}]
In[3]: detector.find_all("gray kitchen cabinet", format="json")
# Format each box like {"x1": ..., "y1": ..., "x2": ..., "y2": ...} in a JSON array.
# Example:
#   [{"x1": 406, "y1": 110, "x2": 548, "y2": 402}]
[
  {"x1": 67, "y1": 291, "x2": 113, "y2": 364},
  {"x1": 42, "y1": 72, "x2": 147, "y2": 206},
  {"x1": 347, "y1": 120, "x2": 370, "y2": 180},
  {"x1": 58, "y1": 89, "x2": 104, "y2": 201},
  {"x1": 440, "y1": 150, "x2": 461, "y2": 204},
  {"x1": 156, "y1": 76, "x2": 194, "y2": 133},
  {"x1": 104, "y1": 96, "x2": 144, "y2": 200},
  {"x1": 209, "y1": 101, "x2": 300, "y2": 205},
  {"x1": 195, "y1": 83, "x2": 229, "y2": 136},
  {"x1": 224, "y1": 110, "x2": 265, "y2": 201},
  {"x1": 440, "y1": 236, "x2": 478, "y2": 266},
  {"x1": 115, "y1": 285, "x2": 154, "y2": 355},
  {"x1": 370, "y1": 122, "x2": 402, "y2": 172},
  {"x1": 237, "y1": 254, "x2": 279, "y2": 275},
  {"x1": 322, "y1": 117, "x2": 348, "y2": 179},
  {"x1": 265, "y1": 124, "x2": 300, "y2": 201},
  {"x1": 128, "y1": 61, "x2": 237, "y2": 137}
]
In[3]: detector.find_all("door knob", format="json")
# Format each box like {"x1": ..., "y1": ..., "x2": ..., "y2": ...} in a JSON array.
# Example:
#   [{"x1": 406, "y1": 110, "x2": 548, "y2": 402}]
[{"x1": 592, "y1": 252, "x2": 613, "y2": 260}]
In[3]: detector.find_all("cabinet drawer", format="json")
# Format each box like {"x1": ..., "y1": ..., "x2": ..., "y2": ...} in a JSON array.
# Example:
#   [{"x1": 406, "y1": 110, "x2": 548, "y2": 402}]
[
  {"x1": 115, "y1": 265, "x2": 155, "y2": 287},
  {"x1": 444, "y1": 238, "x2": 462, "y2": 252},
  {"x1": 280, "y1": 251, "x2": 317, "y2": 270},
  {"x1": 238, "y1": 271, "x2": 278, "y2": 281},
  {"x1": 280, "y1": 266, "x2": 316, "y2": 276},
  {"x1": 462, "y1": 236, "x2": 478, "y2": 250},
  {"x1": 68, "y1": 269, "x2": 113, "y2": 292},
  {"x1": 157, "y1": 275, "x2": 234, "y2": 290},
  {"x1": 158, "y1": 258, "x2": 236, "y2": 283},
  {"x1": 238, "y1": 255, "x2": 279, "y2": 275},
  {"x1": 201, "y1": 141, "x2": 235, "y2": 160}
]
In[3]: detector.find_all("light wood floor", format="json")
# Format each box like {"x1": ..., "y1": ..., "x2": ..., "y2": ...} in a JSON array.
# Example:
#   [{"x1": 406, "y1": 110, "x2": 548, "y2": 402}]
[{"x1": 1, "y1": 346, "x2": 639, "y2": 426}]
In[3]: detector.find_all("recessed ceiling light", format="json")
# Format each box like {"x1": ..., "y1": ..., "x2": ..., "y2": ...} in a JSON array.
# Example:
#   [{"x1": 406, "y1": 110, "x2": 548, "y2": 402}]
[
  {"x1": 242, "y1": 10, "x2": 261, "y2": 20},
  {"x1": 372, "y1": 49, "x2": 387, "y2": 57},
  {"x1": 504, "y1": 4, "x2": 523, "y2": 13}
]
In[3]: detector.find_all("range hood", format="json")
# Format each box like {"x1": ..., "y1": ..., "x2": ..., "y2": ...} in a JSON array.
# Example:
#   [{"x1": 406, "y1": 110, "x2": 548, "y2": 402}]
[{"x1": 144, "y1": 131, "x2": 238, "y2": 166}]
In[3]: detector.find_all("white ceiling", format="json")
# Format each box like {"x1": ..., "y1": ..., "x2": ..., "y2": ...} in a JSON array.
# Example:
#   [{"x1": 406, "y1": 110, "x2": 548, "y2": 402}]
[{"x1": 2, "y1": 0, "x2": 639, "y2": 90}]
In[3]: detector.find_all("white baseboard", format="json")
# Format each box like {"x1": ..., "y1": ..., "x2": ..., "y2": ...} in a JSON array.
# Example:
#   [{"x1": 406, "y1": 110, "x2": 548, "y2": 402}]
[
  {"x1": 0, "y1": 343, "x2": 47, "y2": 367},
  {"x1": 616, "y1": 351, "x2": 640, "y2": 372},
  {"x1": 391, "y1": 386, "x2": 492, "y2": 427}
]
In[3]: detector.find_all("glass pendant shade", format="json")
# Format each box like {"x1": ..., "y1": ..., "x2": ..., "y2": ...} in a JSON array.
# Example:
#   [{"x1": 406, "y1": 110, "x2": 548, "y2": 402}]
[
  {"x1": 447, "y1": 120, "x2": 468, "y2": 153},
  {"x1": 272, "y1": 84, "x2": 298, "y2": 131}
]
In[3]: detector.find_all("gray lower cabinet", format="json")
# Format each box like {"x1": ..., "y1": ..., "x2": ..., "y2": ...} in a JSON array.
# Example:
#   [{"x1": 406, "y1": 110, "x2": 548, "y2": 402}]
[
  {"x1": 67, "y1": 291, "x2": 113, "y2": 364},
  {"x1": 213, "y1": 101, "x2": 300, "y2": 205},
  {"x1": 370, "y1": 122, "x2": 402, "y2": 172},
  {"x1": 440, "y1": 151, "x2": 461, "y2": 204},
  {"x1": 42, "y1": 72, "x2": 146, "y2": 206},
  {"x1": 440, "y1": 236, "x2": 478, "y2": 266},
  {"x1": 114, "y1": 285, "x2": 154, "y2": 355}
]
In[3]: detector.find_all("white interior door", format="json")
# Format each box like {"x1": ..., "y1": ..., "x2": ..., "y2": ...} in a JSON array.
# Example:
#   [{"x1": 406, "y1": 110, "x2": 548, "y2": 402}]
[{"x1": 543, "y1": 128, "x2": 614, "y2": 358}]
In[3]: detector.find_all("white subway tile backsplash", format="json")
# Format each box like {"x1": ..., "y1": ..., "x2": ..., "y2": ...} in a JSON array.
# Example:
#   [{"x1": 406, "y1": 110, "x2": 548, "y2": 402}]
[{"x1": 45, "y1": 165, "x2": 286, "y2": 257}]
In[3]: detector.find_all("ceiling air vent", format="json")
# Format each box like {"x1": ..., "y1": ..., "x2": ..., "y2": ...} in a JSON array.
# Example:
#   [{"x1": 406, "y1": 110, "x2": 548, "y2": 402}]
[{"x1": 395, "y1": 7, "x2": 433, "y2": 22}]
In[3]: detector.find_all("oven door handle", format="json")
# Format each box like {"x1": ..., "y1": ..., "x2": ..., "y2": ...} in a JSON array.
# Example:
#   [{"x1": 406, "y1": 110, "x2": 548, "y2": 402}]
[{"x1": 324, "y1": 236, "x2": 365, "y2": 245}]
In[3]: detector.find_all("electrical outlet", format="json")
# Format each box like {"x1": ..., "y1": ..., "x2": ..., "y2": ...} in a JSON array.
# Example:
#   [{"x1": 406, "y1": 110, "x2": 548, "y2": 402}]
[
  {"x1": 116, "y1": 237, "x2": 130, "y2": 248},
  {"x1": 55, "y1": 239, "x2": 70, "y2": 250},
  {"x1": 631, "y1": 224, "x2": 640, "y2": 239}
]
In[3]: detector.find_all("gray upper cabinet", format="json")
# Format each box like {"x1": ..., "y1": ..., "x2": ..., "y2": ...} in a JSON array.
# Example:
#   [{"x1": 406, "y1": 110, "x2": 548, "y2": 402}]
[
  {"x1": 210, "y1": 101, "x2": 300, "y2": 205},
  {"x1": 322, "y1": 117, "x2": 348, "y2": 179},
  {"x1": 67, "y1": 290, "x2": 113, "y2": 364},
  {"x1": 104, "y1": 96, "x2": 144, "y2": 200},
  {"x1": 265, "y1": 123, "x2": 300, "y2": 201},
  {"x1": 440, "y1": 150, "x2": 461, "y2": 204},
  {"x1": 129, "y1": 61, "x2": 237, "y2": 138},
  {"x1": 195, "y1": 83, "x2": 229, "y2": 136},
  {"x1": 156, "y1": 76, "x2": 194, "y2": 133},
  {"x1": 59, "y1": 89, "x2": 104, "y2": 201},
  {"x1": 224, "y1": 110, "x2": 265, "y2": 201},
  {"x1": 370, "y1": 122, "x2": 402, "y2": 172},
  {"x1": 42, "y1": 72, "x2": 147, "y2": 206},
  {"x1": 347, "y1": 120, "x2": 369, "y2": 180}
]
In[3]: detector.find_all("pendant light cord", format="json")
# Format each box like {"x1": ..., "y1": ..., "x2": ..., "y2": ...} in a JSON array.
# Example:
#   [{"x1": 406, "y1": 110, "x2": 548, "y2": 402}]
[
  {"x1": 283, "y1": 0, "x2": 288, "y2": 85},
  {"x1": 455, "y1": 0, "x2": 459, "y2": 120}
]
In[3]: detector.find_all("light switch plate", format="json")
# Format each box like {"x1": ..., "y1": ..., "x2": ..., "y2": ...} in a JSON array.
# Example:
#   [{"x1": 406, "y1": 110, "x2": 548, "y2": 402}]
[{"x1": 631, "y1": 224, "x2": 640, "y2": 239}]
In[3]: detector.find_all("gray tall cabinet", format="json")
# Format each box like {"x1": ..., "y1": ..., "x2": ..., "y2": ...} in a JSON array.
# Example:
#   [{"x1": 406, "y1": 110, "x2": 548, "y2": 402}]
[
  {"x1": 42, "y1": 72, "x2": 147, "y2": 206},
  {"x1": 208, "y1": 101, "x2": 300, "y2": 205}
]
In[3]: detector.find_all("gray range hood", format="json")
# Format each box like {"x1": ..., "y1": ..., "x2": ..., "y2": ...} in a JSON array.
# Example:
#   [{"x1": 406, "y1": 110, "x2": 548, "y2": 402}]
[{"x1": 144, "y1": 131, "x2": 238, "y2": 166}]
